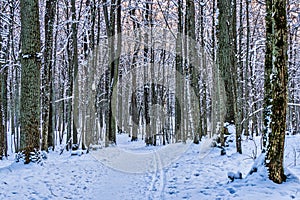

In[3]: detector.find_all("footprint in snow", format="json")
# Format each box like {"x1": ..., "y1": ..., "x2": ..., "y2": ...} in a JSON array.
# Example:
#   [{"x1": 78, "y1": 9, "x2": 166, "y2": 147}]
[
  {"x1": 193, "y1": 173, "x2": 200, "y2": 177},
  {"x1": 227, "y1": 187, "x2": 236, "y2": 194},
  {"x1": 172, "y1": 163, "x2": 179, "y2": 168},
  {"x1": 24, "y1": 176, "x2": 34, "y2": 181},
  {"x1": 168, "y1": 189, "x2": 179, "y2": 195}
]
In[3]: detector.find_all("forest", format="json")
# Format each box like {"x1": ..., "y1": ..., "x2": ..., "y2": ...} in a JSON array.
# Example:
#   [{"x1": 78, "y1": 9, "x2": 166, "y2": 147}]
[{"x1": 0, "y1": 0, "x2": 299, "y2": 198}]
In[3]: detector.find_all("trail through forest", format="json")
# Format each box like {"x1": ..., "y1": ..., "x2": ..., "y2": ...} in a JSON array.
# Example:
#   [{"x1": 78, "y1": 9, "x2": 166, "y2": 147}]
[{"x1": 0, "y1": 133, "x2": 299, "y2": 199}]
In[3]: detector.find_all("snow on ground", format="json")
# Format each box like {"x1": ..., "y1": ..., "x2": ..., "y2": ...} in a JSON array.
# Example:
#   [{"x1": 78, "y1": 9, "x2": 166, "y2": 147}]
[{"x1": 0, "y1": 129, "x2": 299, "y2": 200}]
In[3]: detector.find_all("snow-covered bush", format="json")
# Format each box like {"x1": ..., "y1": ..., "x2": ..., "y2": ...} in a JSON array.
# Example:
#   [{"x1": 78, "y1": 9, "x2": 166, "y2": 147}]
[
  {"x1": 227, "y1": 171, "x2": 242, "y2": 182},
  {"x1": 15, "y1": 149, "x2": 47, "y2": 165}
]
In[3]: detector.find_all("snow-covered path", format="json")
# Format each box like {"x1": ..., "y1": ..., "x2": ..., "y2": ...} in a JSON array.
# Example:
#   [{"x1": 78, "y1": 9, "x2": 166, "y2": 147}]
[
  {"x1": 0, "y1": 134, "x2": 299, "y2": 199},
  {"x1": 0, "y1": 152, "x2": 150, "y2": 200}
]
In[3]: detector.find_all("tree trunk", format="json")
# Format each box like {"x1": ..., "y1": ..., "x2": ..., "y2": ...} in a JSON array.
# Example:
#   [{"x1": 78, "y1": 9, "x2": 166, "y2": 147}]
[
  {"x1": 263, "y1": 0, "x2": 273, "y2": 153},
  {"x1": 232, "y1": 0, "x2": 242, "y2": 154},
  {"x1": 20, "y1": 0, "x2": 41, "y2": 163},
  {"x1": 9, "y1": 1, "x2": 18, "y2": 152},
  {"x1": 0, "y1": 0, "x2": 9, "y2": 158},
  {"x1": 211, "y1": 0, "x2": 219, "y2": 138},
  {"x1": 0, "y1": 32, "x2": 5, "y2": 159},
  {"x1": 244, "y1": 0, "x2": 250, "y2": 137},
  {"x1": 265, "y1": 0, "x2": 288, "y2": 184},
  {"x1": 144, "y1": 1, "x2": 152, "y2": 145},
  {"x1": 71, "y1": 0, "x2": 78, "y2": 148},
  {"x1": 175, "y1": 0, "x2": 184, "y2": 142},
  {"x1": 200, "y1": 1, "x2": 207, "y2": 139},
  {"x1": 103, "y1": 0, "x2": 120, "y2": 146},
  {"x1": 116, "y1": 0, "x2": 122, "y2": 135},
  {"x1": 65, "y1": 0, "x2": 73, "y2": 151},
  {"x1": 130, "y1": 4, "x2": 140, "y2": 142},
  {"x1": 0, "y1": 78, "x2": 4, "y2": 159},
  {"x1": 217, "y1": 0, "x2": 236, "y2": 124},
  {"x1": 186, "y1": 0, "x2": 201, "y2": 144},
  {"x1": 42, "y1": 0, "x2": 57, "y2": 151}
]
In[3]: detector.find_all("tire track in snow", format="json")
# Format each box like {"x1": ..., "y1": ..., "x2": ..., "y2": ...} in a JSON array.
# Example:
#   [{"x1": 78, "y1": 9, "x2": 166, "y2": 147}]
[
  {"x1": 147, "y1": 150, "x2": 165, "y2": 200},
  {"x1": 156, "y1": 151, "x2": 166, "y2": 199},
  {"x1": 147, "y1": 152, "x2": 158, "y2": 200}
]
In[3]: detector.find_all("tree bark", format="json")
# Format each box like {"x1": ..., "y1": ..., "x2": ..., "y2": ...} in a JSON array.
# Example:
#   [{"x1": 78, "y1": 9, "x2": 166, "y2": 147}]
[
  {"x1": 232, "y1": 0, "x2": 242, "y2": 154},
  {"x1": 103, "y1": 0, "x2": 120, "y2": 146},
  {"x1": 263, "y1": 0, "x2": 273, "y2": 153},
  {"x1": 130, "y1": 4, "x2": 140, "y2": 142},
  {"x1": 42, "y1": 0, "x2": 57, "y2": 151},
  {"x1": 200, "y1": 1, "x2": 207, "y2": 139},
  {"x1": 144, "y1": 1, "x2": 152, "y2": 145},
  {"x1": 186, "y1": 0, "x2": 202, "y2": 144},
  {"x1": 265, "y1": 0, "x2": 288, "y2": 184},
  {"x1": 175, "y1": 0, "x2": 184, "y2": 142},
  {"x1": 0, "y1": 0, "x2": 9, "y2": 158},
  {"x1": 217, "y1": 0, "x2": 236, "y2": 124},
  {"x1": 20, "y1": 0, "x2": 41, "y2": 163},
  {"x1": 71, "y1": 0, "x2": 78, "y2": 148}
]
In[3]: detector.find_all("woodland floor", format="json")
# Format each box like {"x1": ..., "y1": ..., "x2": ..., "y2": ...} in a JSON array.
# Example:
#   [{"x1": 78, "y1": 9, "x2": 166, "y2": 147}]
[{"x1": 0, "y1": 128, "x2": 299, "y2": 200}]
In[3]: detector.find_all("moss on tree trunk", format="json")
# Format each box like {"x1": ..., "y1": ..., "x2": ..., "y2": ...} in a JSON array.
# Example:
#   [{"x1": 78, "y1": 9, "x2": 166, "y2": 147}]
[{"x1": 265, "y1": 0, "x2": 288, "y2": 184}]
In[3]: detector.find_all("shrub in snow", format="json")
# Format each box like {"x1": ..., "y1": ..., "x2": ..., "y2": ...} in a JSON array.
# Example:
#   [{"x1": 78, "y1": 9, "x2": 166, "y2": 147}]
[
  {"x1": 221, "y1": 148, "x2": 226, "y2": 156},
  {"x1": 249, "y1": 167, "x2": 258, "y2": 175},
  {"x1": 227, "y1": 171, "x2": 242, "y2": 182},
  {"x1": 214, "y1": 125, "x2": 236, "y2": 148},
  {"x1": 247, "y1": 153, "x2": 266, "y2": 176},
  {"x1": 15, "y1": 152, "x2": 23, "y2": 162},
  {"x1": 30, "y1": 151, "x2": 47, "y2": 163},
  {"x1": 15, "y1": 150, "x2": 47, "y2": 164}
]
